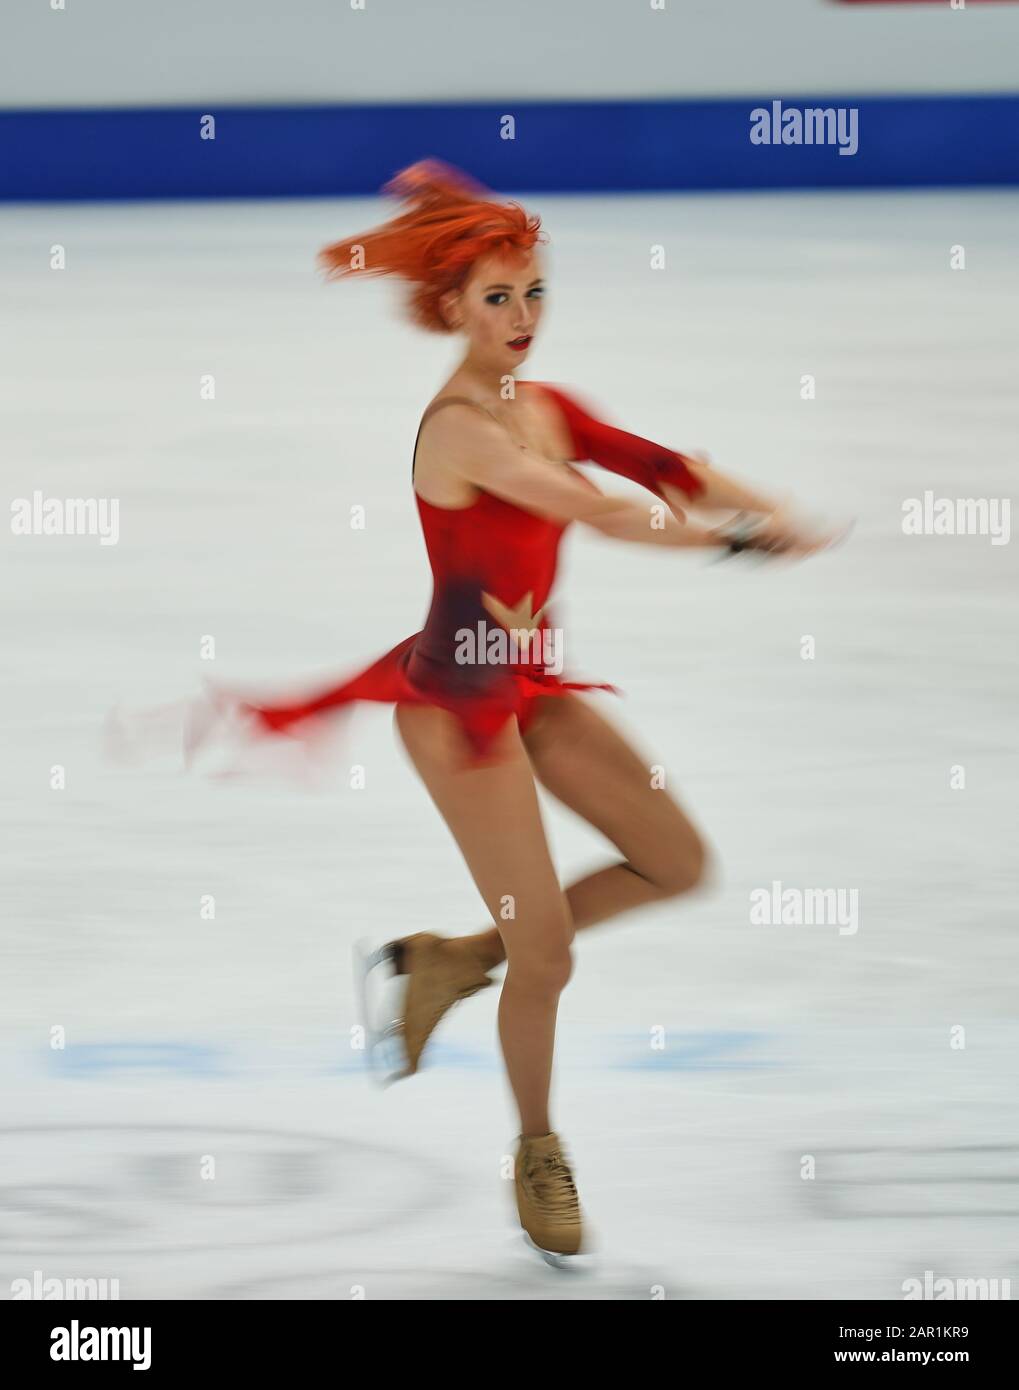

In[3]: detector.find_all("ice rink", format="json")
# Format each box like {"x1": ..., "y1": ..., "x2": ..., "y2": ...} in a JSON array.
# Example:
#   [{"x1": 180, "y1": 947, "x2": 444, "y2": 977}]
[{"x1": 2, "y1": 189, "x2": 1017, "y2": 1299}]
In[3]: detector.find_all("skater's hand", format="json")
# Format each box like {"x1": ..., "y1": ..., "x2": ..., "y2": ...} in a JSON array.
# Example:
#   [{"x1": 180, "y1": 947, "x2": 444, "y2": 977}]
[{"x1": 744, "y1": 504, "x2": 850, "y2": 559}]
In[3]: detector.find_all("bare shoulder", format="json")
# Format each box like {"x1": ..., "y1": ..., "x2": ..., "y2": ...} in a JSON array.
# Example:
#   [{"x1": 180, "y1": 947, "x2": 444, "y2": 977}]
[
  {"x1": 412, "y1": 382, "x2": 575, "y2": 505},
  {"x1": 417, "y1": 396, "x2": 503, "y2": 458},
  {"x1": 413, "y1": 398, "x2": 500, "y2": 506}
]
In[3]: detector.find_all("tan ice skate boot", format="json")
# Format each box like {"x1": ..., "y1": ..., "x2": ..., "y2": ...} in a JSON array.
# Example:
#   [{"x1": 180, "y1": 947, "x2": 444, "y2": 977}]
[
  {"x1": 514, "y1": 1131, "x2": 585, "y2": 1266},
  {"x1": 397, "y1": 932, "x2": 495, "y2": 1075},
  {"x1": 355, "y1": 931, "x2": 494, "y2": 1082}
]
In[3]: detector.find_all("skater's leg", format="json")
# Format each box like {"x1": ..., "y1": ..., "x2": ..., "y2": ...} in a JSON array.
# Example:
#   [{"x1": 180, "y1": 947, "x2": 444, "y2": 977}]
[
  {"x1": 527, "y1": 693, "x2": 711, "y2": 918},
  {"x1": 394, "y1": 704, "x2": 572, "y2": 1137},
  {"x1": 458, "y1": 694, "x2": 710, "y2": 967}
]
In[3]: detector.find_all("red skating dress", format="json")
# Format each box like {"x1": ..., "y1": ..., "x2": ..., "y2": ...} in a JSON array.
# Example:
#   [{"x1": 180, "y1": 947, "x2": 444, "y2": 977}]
[{"x1": 242, "y1": 382, "x2": 703, "y2": 756}]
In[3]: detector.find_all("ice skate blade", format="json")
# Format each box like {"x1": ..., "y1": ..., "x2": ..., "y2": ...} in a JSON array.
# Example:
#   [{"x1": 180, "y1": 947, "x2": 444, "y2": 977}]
[
  {"x1": 522, "y1": 1231, "x2": 593, "y2": 1272},
  {"x1": 352, "y1": 938, "x2": 408, "y2": 1087}
]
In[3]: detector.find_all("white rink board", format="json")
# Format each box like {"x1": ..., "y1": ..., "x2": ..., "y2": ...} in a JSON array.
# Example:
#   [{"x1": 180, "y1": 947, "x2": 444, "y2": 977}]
[{"x1": 3, "y1": 0, "x2": 1019, "y2": 107}]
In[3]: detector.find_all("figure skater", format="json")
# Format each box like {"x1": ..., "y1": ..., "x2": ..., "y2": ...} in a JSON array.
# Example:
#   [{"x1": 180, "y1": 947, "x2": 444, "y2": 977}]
[{"x1": 229, "y1": 160, "x2": 840, "y2": 1265}]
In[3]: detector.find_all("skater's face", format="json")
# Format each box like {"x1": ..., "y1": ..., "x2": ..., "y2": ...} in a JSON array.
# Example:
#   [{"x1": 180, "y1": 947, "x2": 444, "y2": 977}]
[{"x1": 445, "y1": 250, "x2": 545, "y2": 371}]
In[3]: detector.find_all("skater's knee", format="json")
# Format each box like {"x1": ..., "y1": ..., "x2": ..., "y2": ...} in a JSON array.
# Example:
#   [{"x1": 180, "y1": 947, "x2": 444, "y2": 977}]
[
  {"x1": 653, "y1": 833, "x2": 710, "y2": 899},
  {"x1": 509, "y1": 944, "x2": 574, "y2": 995},
  {"x1": 504, "y1": 906, "x2": 575, "y2": 993},
  {"x1": 499, "y1": 892, "x2": 575, "y2": 994}
]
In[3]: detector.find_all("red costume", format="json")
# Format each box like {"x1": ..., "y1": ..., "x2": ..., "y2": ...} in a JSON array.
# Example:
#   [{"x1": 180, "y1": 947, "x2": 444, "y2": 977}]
[{"x1": 242, "y1": 383, "x2": 703, "y2": 756}]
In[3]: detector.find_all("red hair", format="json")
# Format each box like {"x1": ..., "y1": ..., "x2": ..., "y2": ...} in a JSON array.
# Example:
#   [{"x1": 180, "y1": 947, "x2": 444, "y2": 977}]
[{"x1": 318, "y1": 159, "x2": 546, "y2": 333}]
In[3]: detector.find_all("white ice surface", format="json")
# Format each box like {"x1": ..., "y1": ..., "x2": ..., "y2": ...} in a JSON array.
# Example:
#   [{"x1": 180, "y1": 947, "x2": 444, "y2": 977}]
[{"x1": 1, "y1": 190, "x2": 1017, "y2": 1299}]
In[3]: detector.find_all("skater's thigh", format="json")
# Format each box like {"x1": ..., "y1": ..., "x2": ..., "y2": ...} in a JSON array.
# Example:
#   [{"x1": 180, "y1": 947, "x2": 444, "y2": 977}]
[
  {"x1": 394, "y1": 705, "x2": 572, "y2": 959},
  {"x1": 521, "y1": 695, "x2": 708, "y2": 887}
]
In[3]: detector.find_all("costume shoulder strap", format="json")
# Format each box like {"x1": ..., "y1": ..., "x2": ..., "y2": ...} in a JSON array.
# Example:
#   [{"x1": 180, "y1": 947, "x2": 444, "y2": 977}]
[{"x1": 411, "y1": 395, "x2": 503, "y2": 478}]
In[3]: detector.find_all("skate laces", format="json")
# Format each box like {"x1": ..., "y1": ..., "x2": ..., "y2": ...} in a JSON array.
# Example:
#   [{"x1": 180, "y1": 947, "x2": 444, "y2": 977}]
[{"x1": 524, "y1": 1147, "x2": 580, "y2": 1222}]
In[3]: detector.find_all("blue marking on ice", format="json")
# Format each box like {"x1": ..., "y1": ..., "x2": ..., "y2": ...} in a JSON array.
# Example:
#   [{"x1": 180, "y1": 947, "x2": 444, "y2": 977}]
[
  {"x1": 48, "y1": 1041, "x2": 227, "y2": 1076},
  {"x1": 608, "y1": 1031, "x2": 777, "y2": 1070}
]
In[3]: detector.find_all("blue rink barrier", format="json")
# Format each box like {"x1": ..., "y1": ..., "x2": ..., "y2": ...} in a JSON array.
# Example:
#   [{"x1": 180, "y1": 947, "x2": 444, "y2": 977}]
[{"x1": 2, "y1": 93, "x2": 1018, "y2": 201}]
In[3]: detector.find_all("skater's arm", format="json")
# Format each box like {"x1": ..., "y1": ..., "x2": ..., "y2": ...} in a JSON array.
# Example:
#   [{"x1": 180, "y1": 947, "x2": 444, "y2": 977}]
[
  {"x1": 534, "y1": 383, "x2": 841, "y2": 555},
  {"x1": 534, "y1": 380, "x2": 788, "y2": 513},
  {"x1": 671, "y1": 452, "x2": 780, "y2": 517},
  {"x1": 432, "y1": 404, "x2": 688, "y2": 533},
  {"x1": 435, "y1": 406, "x2": 753, "y2": 551},
  {"x1": 531, "y1": 382, "x2": 708, "y2": 503},
  {"x1": 585, "y1": 497, "x2": 732, "y2": 548}
]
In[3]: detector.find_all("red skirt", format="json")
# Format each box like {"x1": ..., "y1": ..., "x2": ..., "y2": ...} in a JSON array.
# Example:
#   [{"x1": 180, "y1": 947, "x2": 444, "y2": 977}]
[{"x1": 235, "y1": 632, "x2": 616, "y2": 759}]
